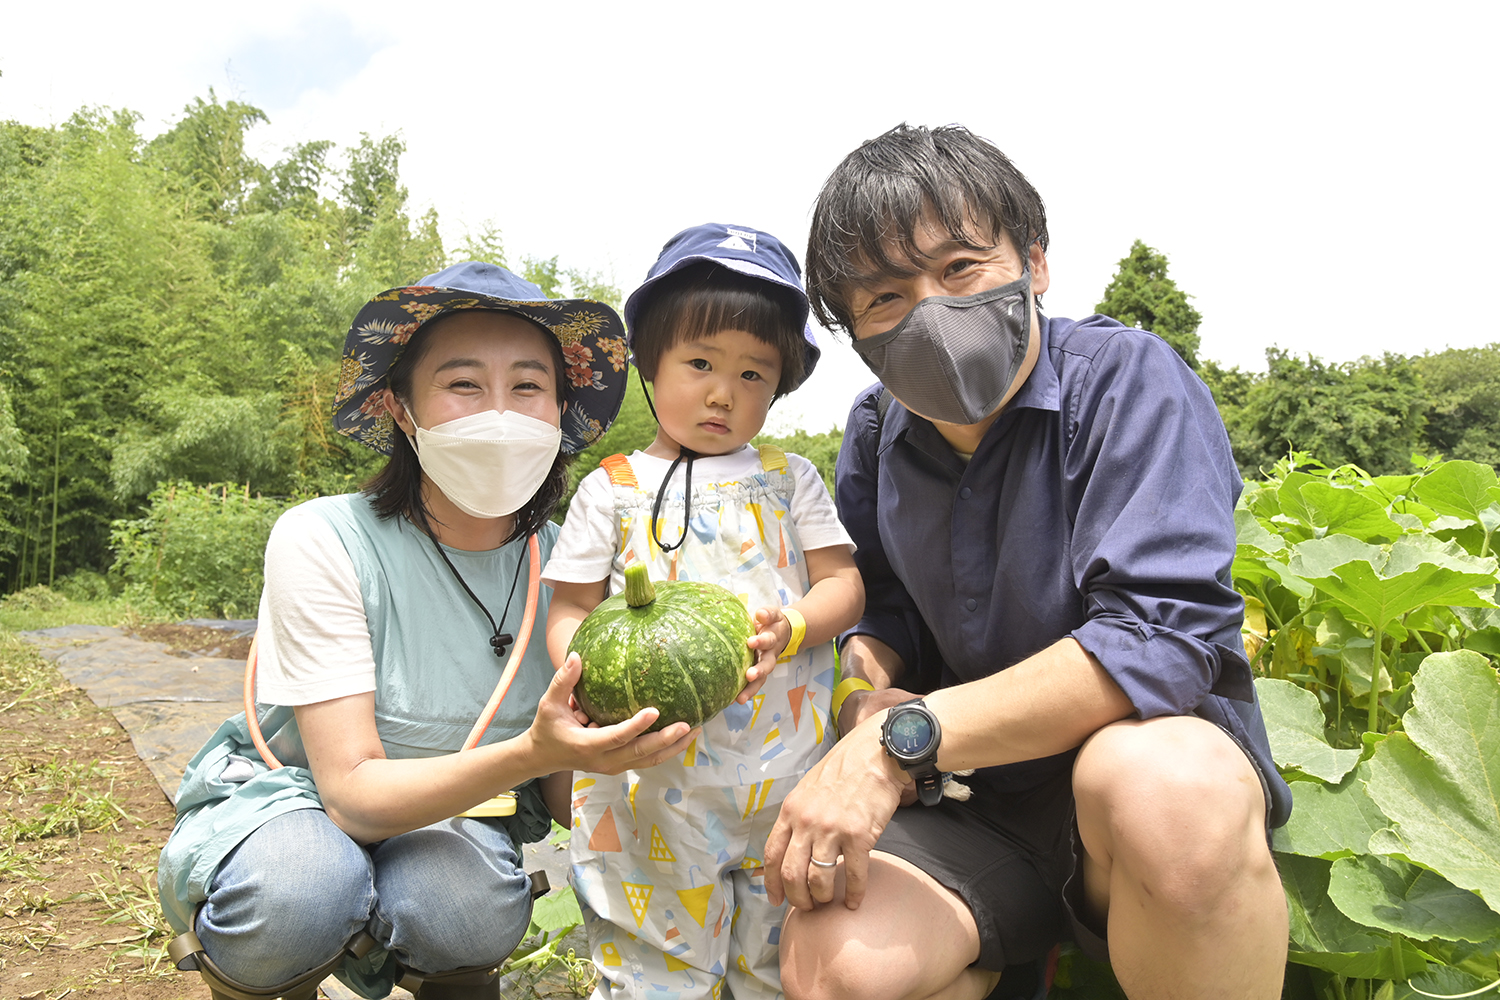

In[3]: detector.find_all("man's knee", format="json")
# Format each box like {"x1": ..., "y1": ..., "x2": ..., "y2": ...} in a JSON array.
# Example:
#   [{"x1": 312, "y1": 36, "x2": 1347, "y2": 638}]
[
  {"x1": 780, "y1": 908, "x2": 886, "y2": 1000},
  {"x1": 1075, "y1": 717, "x2": 1271, "y2": 912}
]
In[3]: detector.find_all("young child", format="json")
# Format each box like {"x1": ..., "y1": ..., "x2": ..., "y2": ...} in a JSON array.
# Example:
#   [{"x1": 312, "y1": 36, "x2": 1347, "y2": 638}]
[{"x1": 543, "y1": 223, "x2": 864, "y2": 1000}]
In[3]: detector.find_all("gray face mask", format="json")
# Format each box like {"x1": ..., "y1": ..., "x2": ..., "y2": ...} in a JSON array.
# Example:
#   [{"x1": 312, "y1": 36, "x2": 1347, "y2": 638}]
[{"x1": 851, "y1": 267, "x2": 1032, "y2": 426}]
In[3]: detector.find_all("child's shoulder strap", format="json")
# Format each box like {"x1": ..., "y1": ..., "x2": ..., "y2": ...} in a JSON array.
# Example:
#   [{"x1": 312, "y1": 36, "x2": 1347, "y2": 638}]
[
  {"x1": 599, "y1": 453, "x2": 638, "y2": 488},
  {"x1": 757, "y1": 443, "x2": 789, "y2": 475}
]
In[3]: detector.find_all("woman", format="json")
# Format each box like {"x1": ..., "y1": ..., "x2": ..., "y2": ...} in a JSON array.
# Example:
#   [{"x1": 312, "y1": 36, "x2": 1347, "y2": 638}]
[{"x1": 158, "y1": 262, "x2": 695, "y2": 1000}]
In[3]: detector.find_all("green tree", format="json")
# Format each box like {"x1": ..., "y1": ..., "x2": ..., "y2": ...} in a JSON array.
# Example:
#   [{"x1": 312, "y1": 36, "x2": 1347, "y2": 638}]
[
  {"x1": 1415, "y1": 343, "x2": 1500, "y2": 466},
  {"x1": 247, "y1": 139, "x2": 335, "y2": 218},
  {"x1": 1095, "y1": 239, "x2": 1203, "y2": 370},
  {"x1": 0, "y1": 108, "x2": 224, "y2": 586},
  {"x1": 341, "y1": 133, "x2": 406, "y2": 232},
  {"x1": 1225, "y1": 349, "x2": 1426, "y2": 476},
  {"x1": 145, "y1": 90, "x2": 269, "y2": 224},
  {"x1": 453, "y1": 222, "x2": 508, "y2": 269},
  {"x1": 522, "y1": 255, "x2": 621, "y2": 309},
  {"x1": 0, "y1": 88, "x2": 633, "y2": 593}
]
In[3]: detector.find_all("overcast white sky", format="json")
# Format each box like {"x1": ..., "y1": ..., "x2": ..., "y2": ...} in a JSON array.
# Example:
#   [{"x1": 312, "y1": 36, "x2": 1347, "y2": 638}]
[{"x1": 3, "y1": 1, "x2": 1496, "y2": 433}]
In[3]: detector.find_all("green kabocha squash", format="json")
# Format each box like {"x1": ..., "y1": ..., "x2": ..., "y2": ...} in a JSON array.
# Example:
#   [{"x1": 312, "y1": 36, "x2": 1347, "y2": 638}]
[{"x1": 571, "y1": 562, "x2": 754, "y2": 731}]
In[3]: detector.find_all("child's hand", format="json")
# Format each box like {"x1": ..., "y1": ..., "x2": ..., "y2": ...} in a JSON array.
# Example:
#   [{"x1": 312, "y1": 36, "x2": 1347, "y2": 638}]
[{"x1": 741, "y1": 606, "x2": 791, "y2": 703}]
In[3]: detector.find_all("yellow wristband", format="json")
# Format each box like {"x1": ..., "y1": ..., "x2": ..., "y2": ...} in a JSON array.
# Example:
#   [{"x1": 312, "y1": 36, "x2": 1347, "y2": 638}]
[
  {"x1": 830, "y1": 677, "x2": 875, "y2": 734},
  {"x1": 778, "y1": 607, "x2": 807, "y2": 661}
]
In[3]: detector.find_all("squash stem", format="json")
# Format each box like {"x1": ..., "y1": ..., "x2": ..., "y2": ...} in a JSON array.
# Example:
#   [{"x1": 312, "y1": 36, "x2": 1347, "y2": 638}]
[
  {"x1": 1367, "y1": 628, "x2": 1385, "y2": 735},
  {"x1": 623, "y1": 562, "x2": 657, "y2": 607}
]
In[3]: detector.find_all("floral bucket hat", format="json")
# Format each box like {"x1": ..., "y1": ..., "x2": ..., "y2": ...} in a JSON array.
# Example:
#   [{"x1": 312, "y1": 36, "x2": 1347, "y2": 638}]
[{"x1": 333, "y1": 261, "x2": 630, "y2": 455}]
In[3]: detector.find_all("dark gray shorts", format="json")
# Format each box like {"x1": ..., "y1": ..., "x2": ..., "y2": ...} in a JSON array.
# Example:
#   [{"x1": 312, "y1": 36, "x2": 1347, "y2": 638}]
[
  {"x1": 873, "y1": 768, "x2": 1079, "y2": 972},
  {"x1": 874, "y1": 727, "x2": 1277, "y2": 973}
]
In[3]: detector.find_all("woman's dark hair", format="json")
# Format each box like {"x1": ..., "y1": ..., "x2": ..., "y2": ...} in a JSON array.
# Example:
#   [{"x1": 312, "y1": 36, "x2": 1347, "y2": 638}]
[
  {"x1": 362, "y1": 311, "x2": 573, "y2": 545},
  {"x1": 805, "y1": 123, "x2": 1049, "y2": 335},
  {"x1": 632, "y1": 261, "x2": 806, "y2": 398}
]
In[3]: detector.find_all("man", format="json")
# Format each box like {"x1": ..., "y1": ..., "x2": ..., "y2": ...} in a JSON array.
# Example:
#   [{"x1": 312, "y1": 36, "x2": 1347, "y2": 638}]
[{"x1": 764, "y1": 125, "x2": 1291, "y2": 1000}]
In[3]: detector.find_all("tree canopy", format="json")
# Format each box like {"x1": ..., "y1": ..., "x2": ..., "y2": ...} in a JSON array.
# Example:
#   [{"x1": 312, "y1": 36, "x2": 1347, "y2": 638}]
[
  {"x1": 1094, "y1": 239, "x2": 1203, "y2": 370},
  {"x1": 0, "y1": 94, "x2": 533, "y2": 588}
]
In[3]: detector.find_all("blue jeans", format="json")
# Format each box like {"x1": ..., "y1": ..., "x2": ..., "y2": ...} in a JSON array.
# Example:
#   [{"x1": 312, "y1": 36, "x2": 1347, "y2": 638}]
[{"x1": 196, "y1": 808, "x2": 533, "y2": 994}]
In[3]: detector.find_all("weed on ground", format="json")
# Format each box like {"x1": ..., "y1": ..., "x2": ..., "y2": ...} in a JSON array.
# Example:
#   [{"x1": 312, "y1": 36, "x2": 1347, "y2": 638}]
[{"x1": 0, "y1": 619, "x2": 209, "y2": 999}]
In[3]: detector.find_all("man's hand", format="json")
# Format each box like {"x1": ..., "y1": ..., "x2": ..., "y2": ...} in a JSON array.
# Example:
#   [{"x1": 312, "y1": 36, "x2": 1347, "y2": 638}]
[{"x1": 763, "y1": 712, "x2": 910, "y2": 912}]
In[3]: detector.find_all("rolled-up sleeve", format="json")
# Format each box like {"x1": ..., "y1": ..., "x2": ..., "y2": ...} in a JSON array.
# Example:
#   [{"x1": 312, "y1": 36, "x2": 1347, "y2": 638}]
[
  {"x1": 1063, "y1": 333, "x2": 1254, "y2": 718},
  {"x1": 834, "y1": 388, "x2": 922, "y2": 672}
]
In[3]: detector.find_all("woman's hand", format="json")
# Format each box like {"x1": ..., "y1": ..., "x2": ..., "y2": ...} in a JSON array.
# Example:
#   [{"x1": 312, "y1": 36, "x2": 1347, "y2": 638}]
[
  {"x1": 739, "y1": 605, "x2": 789, "y2": 703},
  {"x1": 528, "y1": 654, "x2": 698, "y2": 775}
]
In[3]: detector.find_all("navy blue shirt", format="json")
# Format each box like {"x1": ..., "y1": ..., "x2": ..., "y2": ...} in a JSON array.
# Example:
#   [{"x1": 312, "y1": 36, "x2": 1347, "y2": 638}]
[{"x1": 836, "y1": 314, "x2": 1291, "y2": 825}]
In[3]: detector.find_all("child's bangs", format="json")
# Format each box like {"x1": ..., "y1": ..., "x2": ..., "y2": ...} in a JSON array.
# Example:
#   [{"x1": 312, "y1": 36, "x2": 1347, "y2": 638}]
[{"x1": 635, "y1": 264, "x2": 806, "y2": 395}]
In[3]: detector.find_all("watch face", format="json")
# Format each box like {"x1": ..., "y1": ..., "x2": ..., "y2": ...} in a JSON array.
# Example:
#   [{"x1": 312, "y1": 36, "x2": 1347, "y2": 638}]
[{"x1": 886, "y1": 709, "x2": 934, "y2": 758}]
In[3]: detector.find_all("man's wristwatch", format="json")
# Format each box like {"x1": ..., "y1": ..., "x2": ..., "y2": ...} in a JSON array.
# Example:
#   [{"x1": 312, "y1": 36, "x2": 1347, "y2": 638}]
[{"x1": 879, "y1": 698, "x2": 943, "y2": 806}]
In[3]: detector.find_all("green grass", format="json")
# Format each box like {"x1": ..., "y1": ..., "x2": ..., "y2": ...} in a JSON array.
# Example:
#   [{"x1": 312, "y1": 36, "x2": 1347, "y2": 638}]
[
  {"x1": 81, "y1": 859, "x2": 174, "y2": 975},
  {"x1": 0, "y1": 586, "x2": 149, "y2": 634},
  {"x1": 2, "y1": 758, "x2": 139, "y2": 843}
]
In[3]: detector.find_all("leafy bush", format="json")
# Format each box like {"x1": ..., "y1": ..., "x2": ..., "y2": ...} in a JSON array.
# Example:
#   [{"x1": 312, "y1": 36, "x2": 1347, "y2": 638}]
[
  {"x1": 0, "y1": 584, "x2": 68, "y2": 613},
  {"x1": 1236, "y1": 453, "x2": 1500, "y2": 998},
  {"x1": 109, "y1": 482, "x2": 299, "y2": 619},
  {"x1": 54, "y1": 568, "x2": 119, "y2": 602}
]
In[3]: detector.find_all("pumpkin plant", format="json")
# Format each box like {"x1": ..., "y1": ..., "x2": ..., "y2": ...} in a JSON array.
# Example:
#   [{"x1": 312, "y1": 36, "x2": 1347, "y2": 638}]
[{"x1": 1234, "y1": 454, "x2": 1500, "y2": 1000}]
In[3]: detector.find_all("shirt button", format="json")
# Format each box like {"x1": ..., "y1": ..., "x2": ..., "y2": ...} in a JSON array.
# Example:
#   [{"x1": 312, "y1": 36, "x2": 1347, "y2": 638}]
[
  {"x1": 966, "y1": 598, "x2": 978, "y2": 611},
  {"x1": 960, "y1": 487, "x2": 972, "y2": 499}
]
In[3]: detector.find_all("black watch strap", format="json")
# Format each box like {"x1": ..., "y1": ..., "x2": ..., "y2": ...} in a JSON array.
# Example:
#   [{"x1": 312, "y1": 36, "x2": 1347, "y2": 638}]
[{"x1": 911, "y1": 765, "x2": 943, "y2": 806}]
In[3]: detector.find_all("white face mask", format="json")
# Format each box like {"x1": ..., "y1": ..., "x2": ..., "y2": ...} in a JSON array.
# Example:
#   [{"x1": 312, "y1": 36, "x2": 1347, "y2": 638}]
[{"x1": 404, "y1": 407, "x2": 562, "y2": 519}]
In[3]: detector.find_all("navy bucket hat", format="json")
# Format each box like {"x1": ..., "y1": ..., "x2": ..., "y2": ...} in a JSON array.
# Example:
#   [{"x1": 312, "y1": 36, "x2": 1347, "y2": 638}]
[
  {"x1": 333, "y1": 261, "x2": 629, "y2": 455},
  {"x1": 623, "y1": 223, "x2": 821, "y2": 389}
]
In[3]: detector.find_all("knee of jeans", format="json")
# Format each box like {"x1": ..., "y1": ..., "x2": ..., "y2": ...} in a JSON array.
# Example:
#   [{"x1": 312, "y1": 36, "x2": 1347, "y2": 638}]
[
  {"x1": 199, "y1": 810, "x2": 374, "y2": 985},
  {"x1": 383, "y1": 878, "x2": 534, "y2": 971},
  {"x1": 375, "y1": 840, "x2": 534, "y2": 972}
]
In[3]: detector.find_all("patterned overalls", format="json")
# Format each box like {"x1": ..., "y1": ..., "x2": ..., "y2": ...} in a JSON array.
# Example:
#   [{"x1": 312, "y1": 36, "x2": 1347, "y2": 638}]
[{"x1": 570, "y1": 446, "x2": 837, "y2": 1000}]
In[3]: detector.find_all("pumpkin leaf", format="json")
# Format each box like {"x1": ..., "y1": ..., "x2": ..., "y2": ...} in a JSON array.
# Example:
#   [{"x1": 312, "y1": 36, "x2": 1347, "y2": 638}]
[
  {"x1": 1366, "y1": 651, "x2": 1500, "y2": 912},
  {"x1": 1272, "y1": 762, "x2": 1391, "y2": 859},
  {"x1": 1392, "y1": 966, "x2": 1500, "y2": 1000},
  {"x1": 1281, "y1": 853, "x2": 1433, "y2": 979},
  {"x1": 1256, "y1": 678, "x2": 1362, "y2": 783},
  {"x1": 529, "y1": 885, "x2": 583, "y2": 937},
  {"x1": 1412, "y1": 461, "x2": 1500, "y2": 524},
  {"x1": 1234, "y1": 552, "x2": 1316, "y2": 600},
  {"x1": 1299, "y1": 480, "x2": 1405, "y2": 542},
  {"x1": 1236, "y1": 507, "x2": 1286, "y2": 556},
  {"x1": 1328, "y1": 855, "x2": 1500, "y2": 943},
  {"x1": 1365, "y1": 474, "x2": 1422, "y2": 505},
  {"x1": 1291, "y1": 535, "x2": 1498, "y2": 636},
  {"x1": 1277, "y1": 472, "x2": 1326, "y2": 528}
]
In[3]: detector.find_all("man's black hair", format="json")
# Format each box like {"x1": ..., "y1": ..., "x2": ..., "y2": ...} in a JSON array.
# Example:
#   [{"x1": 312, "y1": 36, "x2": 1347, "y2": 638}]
[
  {"x1": 632, "y1": 261, "x2": 806, "y2": 398},
  {"x1": 363, "y1": 311, "x2": 573, "y2": 544},
  {"x1": 805, "y1": 123, "x2": 1049, "y2": 335}
]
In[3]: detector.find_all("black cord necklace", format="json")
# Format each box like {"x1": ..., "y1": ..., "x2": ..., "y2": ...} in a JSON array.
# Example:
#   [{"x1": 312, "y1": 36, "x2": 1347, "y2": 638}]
[
  {"x1": 421, "y1": 516, "x2": 529, "y2": 657},
  {"x1": 649, "y1": 447, "x2": 698, "y2": 553},
  {"x1": 638, "y1": 368, "x2": 697, "y2": 554}
]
